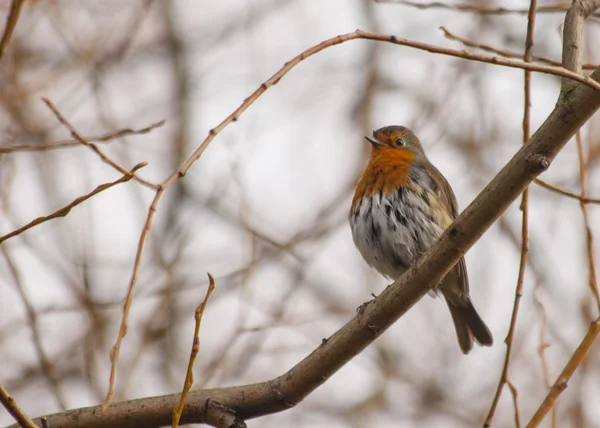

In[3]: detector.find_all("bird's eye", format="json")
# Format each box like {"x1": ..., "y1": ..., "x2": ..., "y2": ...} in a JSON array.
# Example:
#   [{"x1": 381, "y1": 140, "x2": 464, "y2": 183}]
[{"x1": 395, "y1": 138, "x2": 405, "y2": 146}]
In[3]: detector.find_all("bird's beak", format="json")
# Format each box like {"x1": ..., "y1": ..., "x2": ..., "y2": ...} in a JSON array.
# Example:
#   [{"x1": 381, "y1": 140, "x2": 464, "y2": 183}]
[{"x1": 364, "y1": 136, "x2": 381, "y2": 146}]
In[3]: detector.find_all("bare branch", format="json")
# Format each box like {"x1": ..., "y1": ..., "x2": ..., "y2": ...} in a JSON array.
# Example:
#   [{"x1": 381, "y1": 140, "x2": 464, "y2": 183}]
[
  {"x1": 175, "y1": 29, "x2": 600, "y2": 185},
  {"x1": 0, "y1": 120, "x2": 165, "y2": 153},
  {"x1": 533, "y1": 283, "x2": 556, "y2": 427},
  {"x1": 534, "y1": 178, "x2": 600, "y2": 204},
  {"x1": 374, "y1": 0, "x2": 570, "y2": 15},
  {"x1": 0, "y1": 245, "x2": 68, "y2": 409},
  {"x1": 575, "y1": 131, "x2": 600, "y2": 310},
  {"x1": 42, "y1": 98, "x2": 159, "y2": 190},
  {"x1": 104, "y1": 187, "x2": 164, "y2": 410},
  {"x1": 485, "y1": 1, "x2": 537, "y2": 424},
  {"x1": 441, "y1": 27, "x2": 599, "y2": 71},
  {"x1": 24, "y1": 58, "x2": 600, "y2": 428},
  {"x1": 0, "y1": 0, "x2": 25, "y2": 63},
  {"x1": 526, "y1": 318, "x2": 600, "y2": 427},
  {"x1": 0, "y1": 384, "x2": 37, "y2": 428},
  {"x1": 561, "y1": 0, "x2": 600, "y2": 93},
  {"x1": 172, "y1": 274, "x2": 218, "y2": 428},
  {"x1": 0, "y1": 163, "x2": 147, "y2": 244}
]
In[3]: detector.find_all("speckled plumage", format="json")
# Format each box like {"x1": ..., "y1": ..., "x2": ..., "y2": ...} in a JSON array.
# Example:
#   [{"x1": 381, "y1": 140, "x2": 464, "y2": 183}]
[{"x1": 350, "y1": 126, "x2": 493, "y2": 354}]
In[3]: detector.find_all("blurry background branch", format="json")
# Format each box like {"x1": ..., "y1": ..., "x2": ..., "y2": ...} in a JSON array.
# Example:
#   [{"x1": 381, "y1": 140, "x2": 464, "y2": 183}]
[
  {"x1": 485, "y1": 1, "x2": 539, "y2": 425},
  {"x1": 0, "y1": 120, "x2": 164, "y2": 153},
  {"x1": 2, "y1": 1, "x2": 600, "y2": 427},
  {"x1": 0, "y1": 162, "x2": 146, "y2": 244},
  {"x1": 20, "y1": 3, "x2": 600, "y2": 425},
  {"x1": 374, "y1": 1, "x2": 573, "y2": 15},
  {"x1": 0, "y1": 0, "x2": 25, "y2": 63}
]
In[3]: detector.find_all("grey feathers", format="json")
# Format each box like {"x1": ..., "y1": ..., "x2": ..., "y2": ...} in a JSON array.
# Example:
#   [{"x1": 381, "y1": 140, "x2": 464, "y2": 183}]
[{"x1": 349, "y1": 174, "x2": 447, "y2": 279}]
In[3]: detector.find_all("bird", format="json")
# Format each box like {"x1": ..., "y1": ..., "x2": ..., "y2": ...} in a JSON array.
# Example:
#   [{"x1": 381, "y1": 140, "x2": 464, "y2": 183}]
[{"x1": 349, "y1": 125, "x2": 493, "y2": 354}]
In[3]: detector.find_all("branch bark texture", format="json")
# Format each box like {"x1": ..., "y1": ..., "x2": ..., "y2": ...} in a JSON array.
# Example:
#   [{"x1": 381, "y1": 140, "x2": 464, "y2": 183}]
[
  {"x1": 20, "y1": 1, "x2": 600, "y2": 423},
  {"x1": 23, "y1": 63, "x2": 600, "y2": 427}
]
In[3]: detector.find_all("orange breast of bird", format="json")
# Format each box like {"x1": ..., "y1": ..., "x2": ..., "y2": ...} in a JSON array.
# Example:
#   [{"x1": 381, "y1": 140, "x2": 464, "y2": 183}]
[{"x1": 352, "y1": 146, "x2": 417, "y2": 206}]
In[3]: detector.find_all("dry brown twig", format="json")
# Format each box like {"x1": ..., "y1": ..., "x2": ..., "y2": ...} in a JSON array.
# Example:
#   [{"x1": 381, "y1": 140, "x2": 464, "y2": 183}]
[
  {"x1": 484, "y1": 1, "x2": 537, "y2": 426},
  {"x1": 526, "y1": 2, "x2": 600, "y2": 426},
  {"x1": 375, "y1": 0, "x2": 598, "y2": 15},
  {"x1": 172, "y1": 274, "x2": 220, "y2": 428},
  {"x1": 526, "y1": 317, "x2": 600, "y2": 427},
  {"x1": 533, "y1": 282, "x2": 556, "y2": 428},
  {"x1": 0, "y1": 163, "x2": 147, "y2": 244},
  {"x1": 441, "y1": 27, "x2": 599, "y2": 71},
  {"x1": 506, "y1": 380, "x2": 521, "y2": 427},
  {"x1": 104, "y1": 185, "x2": 165, "y2": 409},
  {"x1": 0, "y1": 0, "x2": 25, "y2": 63},
  {"x1": 0, "y1": 384, "x2": 37, "y2": 428},
  {"x1": 534, "y1": 178, "x2": 600, "y2": 204},
  {"x1": 0, "y1": 120, "x2": 165, "y2": 153},
  {"x1": 42, "y1": 98, "x2": 159, "y2": 190},
  {"x1": 1, "y1": 245, "x2": 68, "y2": 409},
  {"x1": 575, "y1": 131, "x2": 600, "y2": 310}
]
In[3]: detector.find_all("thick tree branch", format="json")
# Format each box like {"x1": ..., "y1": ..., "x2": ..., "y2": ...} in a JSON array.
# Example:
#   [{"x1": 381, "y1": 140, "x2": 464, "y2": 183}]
[
  {"x1": 23, "y1": 61, "x2": 600, "y2": 427},
  {"x1": 22, "y1": 2, "x2": 600, "y2": 423},
  {"x1": 99, "y1": 25, "x2": 600, "y2": 415},
  {"x1": 561, "y1": 0, "x2": 600, "y2": 93}
]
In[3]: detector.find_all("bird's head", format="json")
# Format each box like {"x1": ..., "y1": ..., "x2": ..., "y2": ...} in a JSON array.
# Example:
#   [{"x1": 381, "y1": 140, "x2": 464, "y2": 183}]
[{"x1": 365, "y1": 126, "x2": 426, "y2": 156}]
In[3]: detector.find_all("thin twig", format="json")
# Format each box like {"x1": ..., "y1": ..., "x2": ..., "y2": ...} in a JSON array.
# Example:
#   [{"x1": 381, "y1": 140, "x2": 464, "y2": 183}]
[
  {"x1": 0, "y1": 0, "x2": 26, "y2": 63},
  {"x1": 0, "y1": 384, "x2": 38, "y2": 428},
  {"x1": 173, "y1": 29, "x2": 600, "y2": 184},
  {"x1": 42, "y1": 98, "x2": 159, "y2": 190},
  {"x1": 533, "y1": 282, "x2": 556, "y2": 428},
  {"x1": 507, "y1": 380, "x2": 522, "y2": 427},
  {"x1": 575, "y1": 131, "x2": 600, "y2": 311},
  {"x1": 0, "y1": 163, "x2": 146, "y2": 244},
  {"x1": 375, "y1": 0, "x2": 586, "y2": 15},
  {"x1": 534, "y1": 178, "x2": 600, "y2": 204},
  {"x1": 441, "y1": 27, "x2": 598, "y2": 70},
  {"x1": 485, "y1": 1, "x2": 537, "y2": 425},
  {"x1": 526, "y1": 318, "x2": 600, "y2": 427},
  {"x1": 172, "y1": 274, "x2": 216, "y2": 428},
  {"x1": 0, "y1": 245, "x2": 68, "y2": 409},
  {"x1": 103, "y1": 187, "x2": 164, "y2": 410},
  {"x1": 0, "y1": 120, "x2": 165, "y2": 153}
]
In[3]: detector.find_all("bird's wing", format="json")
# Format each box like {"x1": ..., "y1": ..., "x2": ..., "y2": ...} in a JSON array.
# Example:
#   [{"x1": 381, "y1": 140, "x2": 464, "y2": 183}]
[
  {"x1": 415, "y1": 156, "x2": 470, "y2": 294},
  {"x1": 415, "y1": 157, "x2": 459, "y2": 219}
]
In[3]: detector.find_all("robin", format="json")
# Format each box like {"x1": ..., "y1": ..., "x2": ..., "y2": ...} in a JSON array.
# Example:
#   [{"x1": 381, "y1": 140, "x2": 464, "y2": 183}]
[{"x1": 349, "y1": 125, "x2": 493, "y2": 354}]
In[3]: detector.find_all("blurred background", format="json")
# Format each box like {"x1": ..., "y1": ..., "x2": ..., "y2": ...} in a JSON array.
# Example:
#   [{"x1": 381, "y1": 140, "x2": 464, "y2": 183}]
[{"x1": 1, "y1": 0, "x2": 600, "y2": 427}]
